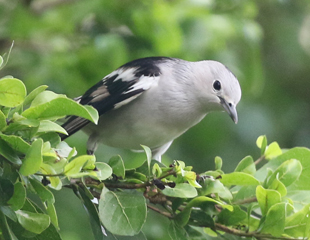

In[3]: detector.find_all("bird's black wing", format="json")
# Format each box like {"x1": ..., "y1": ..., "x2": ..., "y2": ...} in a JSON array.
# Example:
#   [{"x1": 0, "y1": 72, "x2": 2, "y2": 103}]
[{"x1": 60, "y1": 57, "x2": 172, "y2": 140}]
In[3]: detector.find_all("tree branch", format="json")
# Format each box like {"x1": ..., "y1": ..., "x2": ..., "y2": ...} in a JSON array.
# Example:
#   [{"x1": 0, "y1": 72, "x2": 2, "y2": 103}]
[
  {"x1": 147, "y1": 204, "x2": 173, "y2": 219},
  {"x1": 103, "y1": 181, "x2": 151, "y2": 189},
  {"x1": 215, "y1": 223, "x2": 301, "y2": 240}
]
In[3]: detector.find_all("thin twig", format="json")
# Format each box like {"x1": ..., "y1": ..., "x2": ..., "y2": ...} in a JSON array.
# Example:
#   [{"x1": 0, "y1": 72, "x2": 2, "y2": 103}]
[
  {"x1": 158, "y1": 170, "x2": 176, "y2": 180},
  {"x1": 35, "y1": 172, "x2": 64, "y2": 177},
  {"x1": 215, "y1": 223, "x2": 301, "y2": 240},
  {"x1": 103, "y1": 182, "x2": 151, "y2": 189},
  {"x1": 254, "y1": 155, "x2": 266, "y2": 165},
  {"x1": 147, "y1": 204, "x2": 173, "y2": 218}
]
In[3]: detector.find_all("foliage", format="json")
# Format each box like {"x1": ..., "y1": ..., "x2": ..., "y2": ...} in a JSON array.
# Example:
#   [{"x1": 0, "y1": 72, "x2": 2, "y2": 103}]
[{"x1": 1, "y1": 54, "x2": 310, "y2": 240}]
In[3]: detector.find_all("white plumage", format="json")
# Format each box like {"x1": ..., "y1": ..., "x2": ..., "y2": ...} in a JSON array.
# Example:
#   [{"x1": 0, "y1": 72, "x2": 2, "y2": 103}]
[{"x1": 61, "y1": 57, "x2": 241, "y2": 161}]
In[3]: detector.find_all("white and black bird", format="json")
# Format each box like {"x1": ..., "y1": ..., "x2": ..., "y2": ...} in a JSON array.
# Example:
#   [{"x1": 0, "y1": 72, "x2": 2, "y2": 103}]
[{"x1": 61, "y1": 57, "x2": 241, "y2": 161}]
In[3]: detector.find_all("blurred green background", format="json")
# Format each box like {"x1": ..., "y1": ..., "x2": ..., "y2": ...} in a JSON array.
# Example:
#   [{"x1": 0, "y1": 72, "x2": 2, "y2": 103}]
[{"x1": 1, "y1": 0, "x2": 310, "y2": 239}]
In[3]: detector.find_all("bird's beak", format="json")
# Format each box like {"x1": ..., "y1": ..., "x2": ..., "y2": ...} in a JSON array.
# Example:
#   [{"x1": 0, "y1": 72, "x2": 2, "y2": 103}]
[{"x1": 219, "y1": 97, "x2": 238, "y2": 124}]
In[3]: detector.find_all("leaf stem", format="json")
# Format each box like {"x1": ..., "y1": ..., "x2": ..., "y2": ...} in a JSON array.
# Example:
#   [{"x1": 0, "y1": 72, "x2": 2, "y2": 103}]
[
  {"x1": 35, "y1": 172, "x2": 64, "y2": 177},
  {"x1": 254, "y1": 155, "x2": 266, "y2": 165}
]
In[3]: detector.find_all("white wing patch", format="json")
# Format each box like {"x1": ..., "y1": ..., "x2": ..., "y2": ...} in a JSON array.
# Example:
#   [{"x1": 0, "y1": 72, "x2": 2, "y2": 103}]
[
  {"x1": 117, "y1": 67, "x2": 137, "y2": 82},
  {"x1": 103, "y1": 67, "x2": 137, "y2": 83},
  {"x1": 126, "y1": 75, "x2": 160, "y2": 93},
  {"x1": 114, "y1": 74, "x2": 160, "y2": 109}
]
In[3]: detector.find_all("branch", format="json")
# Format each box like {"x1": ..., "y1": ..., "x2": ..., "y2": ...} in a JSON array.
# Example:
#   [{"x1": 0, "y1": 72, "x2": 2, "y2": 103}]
[
  {"x1": 147, "y1": 204, "x2": 173, "y2": 219},
  {"x1": 158, "y1": 170, "x2": 176, "y2": 180},
  {"x1": 103, "y1": 182, "x2": 151, "y2": 189},
  {"x1": 35, "y1": 172, "x2": 64, "y2": 177},
  {"x1": 255, "y1": 155, "x2": 266, "y2": 165},
  {"x1": 215, "y1": 223, "x2": 301, "y2": 240}
]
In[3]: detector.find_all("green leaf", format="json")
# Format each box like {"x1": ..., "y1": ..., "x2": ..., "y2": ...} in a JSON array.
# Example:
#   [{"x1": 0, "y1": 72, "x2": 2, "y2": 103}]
[
  {"x1": 0, "y1": 134, "x2": 31, "y2": 154},
  {"x1": 55, "y1": 141, "x2": 76, "y2": 158},
  {"x1": 19, "y1": 138, "x2": 43, "y2": 176},
  {"x1": 123, "y1": 153, "x2": 147, "y2": 170},
  {"x1": 152, "y1": 163, "x2": 162, "y2": 178},
  {"x1": 162, "y1": 183, "x2": 197, "y2": 198},
  {"x1": 64, "y1": 155, "x2": 96, "y2": 177},
  {"x1": 256, "y1": 185, "x2": 281, "y2": 216},
  {"x1": 29, "y1": 178, "x2": 55, "y2": 204},
  {"x1": 198, "y1": 178, "x2": 232, "y2": 200},
  {"x1": 233, "y1": 185, "x2": 257, "y2": 203},
  {"x1": 256, "y1": 148, "x2": 310, "y2": 190},
  {"x1": 141, "y1": 145, "x2": 152, "y2": 176},
  {"x1": 77, "y1": 186, "x2": 105, "y2": 240},
  {"x1": 40, "y1": 163, "x2": 62, "y2": 190},
  {"x1": 83, "y1": 105, "x2": 99, "y2": 124},
  {"x1": 268, "y1": 177, "x2": 287, "y2": 197},
  {"x1": 22, "y1": 93, "x2": 98, "y2": 123},
  {"x1": 94, "y1": 162, "x2": 113, "y2": 181},
  {"x1": 23, "y1": 85, "x2": 48, "y2": 108},
  {"x1": 234, "y1": 155, "x2": 256, "y2": 175},
  {"x1": 267, "y1": 159, "x2": 302, "y2": 188},
  {"x1": 16, "y1": 210, "x2": 50, "y2": 234},
  {"x1": 5, "y1": 117, "x2": 40, "y2": 133},
  {"x1": 203, "y1": 228, "x2": 217, "y2": 237},
  {"x1": 0, "y1": 78, "x2": 26, "y2": 107},
  {"x1": 214, "y1": 156, "x2": 222, "y2": 170},
  {"x1": 37, "y1": 120, "x2": 67, "y2": 135},
  {"x1": 265, "y1": 142, "x2": 282, "y2": 160},
  {"x1": 175, "y1": 207, "x2": 191, "y2": 227},
  {"x1": 184, "y1": 172, "x2": 201, "y2": 188},
  {"x1": 261, "y1": 202, "x2": 286, "y2": 236},
  {"x1": 7, "y1": 182, "x2": 26, "y2": 211},
  {"x1": 285, "y1": 203, "x2": 310, "y2": 238},
  {"x1": 45, "y1": 202, "x2": 58, "y2": 230},
  {"x1": 0, "y1": 210, "x2": 18, "y2": 240},
  {"x1": 286, "y1": 190, "x2": 310, "y2": 211},
  {"x1": 183, "y1": 196, "x2": 233, "y2": 212},
  {"x1": 99, "y1": 189, "x2": 147, "y2": 236},
  {"x1": 0, "y1": 138, "x2": 22, "y2": 165},
  {"x1": 29, "y1": 91, "x2": 62, "y2": 107},
  {"x1": 217, "y1": 205, "x2": 247, "y2": 226},
  {"x1": 168, "y1": 222, "x2": 187, "y2": 240},
  {"x1": 0, "y1": 205, "x2": 17, "y2": 222},
  {"x1": 108, "y1": 155, "x2": 125, "y2": 178},
  {"x1": 0, "y1": 110, "x2": 7, "y2": 131},
  {"x1": 16, "y1": 198, "x2": 61, "y2": 239},
  {"x1": 256, "y1": 135, "x2": 267, "y2": 155},
  {"x1": 189, "y1": 210, "x2": 214, "y2": 228},
  {"x1": 220, "y1": 172, "x2": 260, "y2": 186}
]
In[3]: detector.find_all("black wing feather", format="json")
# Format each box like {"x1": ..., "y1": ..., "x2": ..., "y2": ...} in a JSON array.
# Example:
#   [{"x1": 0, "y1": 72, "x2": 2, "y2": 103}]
[{"x1": 60, "y1": 57, "x2": 170, "y2": 140}]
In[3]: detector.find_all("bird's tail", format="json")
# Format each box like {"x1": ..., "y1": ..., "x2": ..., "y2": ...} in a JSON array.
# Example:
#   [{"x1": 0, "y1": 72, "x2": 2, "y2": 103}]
[{"x1": 60, "y1": 116, "x2": 90, "y2": 140}]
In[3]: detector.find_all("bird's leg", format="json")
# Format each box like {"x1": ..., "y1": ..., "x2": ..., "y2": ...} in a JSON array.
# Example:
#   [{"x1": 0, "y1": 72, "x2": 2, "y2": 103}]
[
  {"x1": 151, "y1": 141, "x2": 173, "y2": 162},
  {"x1": 87, "y1": 135, "x2": 98, "y2": 155},
  {"x1": 87, "y1": 149, "x2": 95, "y2": 155}
]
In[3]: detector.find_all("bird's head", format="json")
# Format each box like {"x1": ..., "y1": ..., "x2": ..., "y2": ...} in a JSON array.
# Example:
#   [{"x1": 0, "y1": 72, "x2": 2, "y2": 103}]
[{"x1": 194, "y1": 60, "x2": 242, "y2": 123}]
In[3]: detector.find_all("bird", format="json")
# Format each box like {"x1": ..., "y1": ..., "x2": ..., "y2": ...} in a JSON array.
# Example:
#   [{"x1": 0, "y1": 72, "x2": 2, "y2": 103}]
[{"x1": 60, "y1": 57, "x2": 241, "y2": 162}]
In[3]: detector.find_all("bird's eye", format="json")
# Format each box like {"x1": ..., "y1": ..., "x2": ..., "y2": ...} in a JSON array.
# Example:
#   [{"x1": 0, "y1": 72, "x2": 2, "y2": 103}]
[{"x1": 213, "y1": 80, "x2": 222, "y2": 91}]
